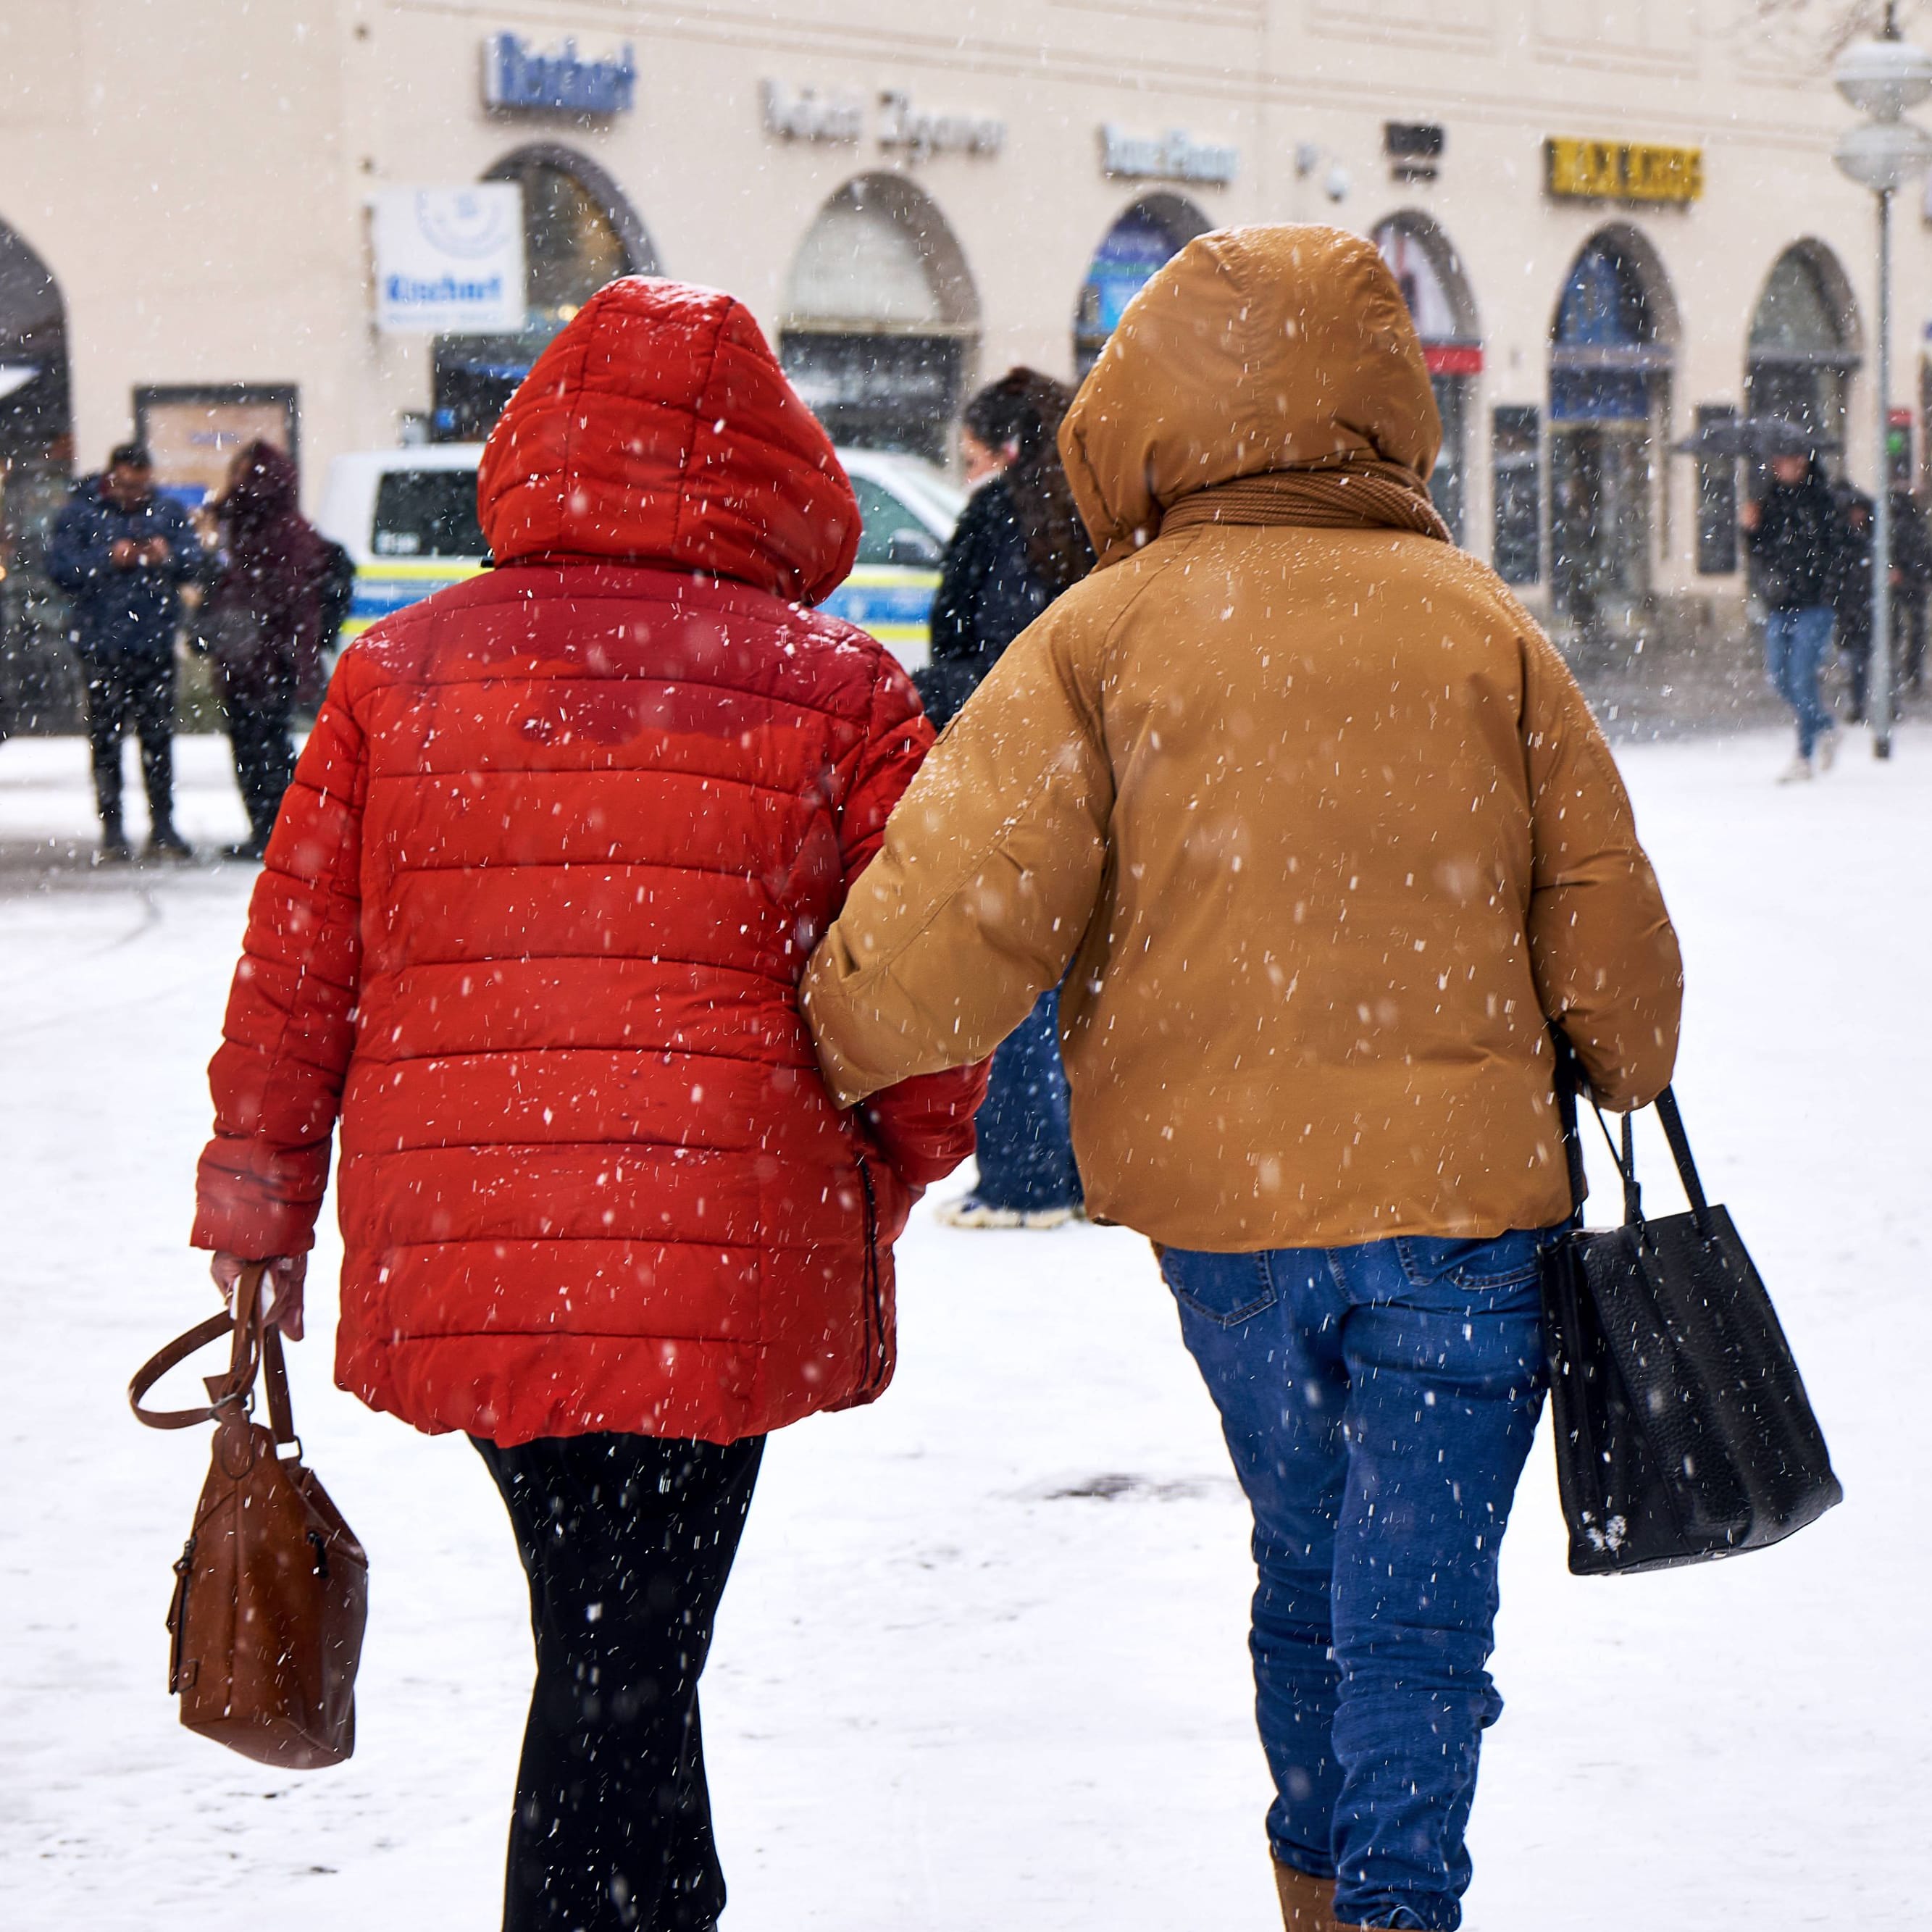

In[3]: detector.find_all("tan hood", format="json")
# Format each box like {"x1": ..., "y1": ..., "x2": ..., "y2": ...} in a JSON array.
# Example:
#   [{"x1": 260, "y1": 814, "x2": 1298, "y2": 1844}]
[{"x1": 1058, "y1": 224, "x2": 1444, "y2": 567}]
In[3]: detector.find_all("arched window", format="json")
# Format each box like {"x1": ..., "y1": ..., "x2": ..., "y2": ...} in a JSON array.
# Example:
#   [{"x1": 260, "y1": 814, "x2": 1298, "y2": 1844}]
[
  {"x1": 0, "y1": 217, "x2": 74, "y2": 732},
  {"x1": 780, "y1": 175, "x2": 979, "y2": 462},
  {"x1": 1547, "y1": 228, "x2": 1678, "y2": 630},
  {"x1": 1747, "y1": 243, "x2": 1860, "y2": 466},
  {"x1": 431, "y1": 146, "x2": 657, "y2": 443},
  {"x1": 1373, "y1": 214, "x2": 1481, "y2": 544},
  {"x1": 1074, "y1": 194, "x2": 1212, "y2": 376}
]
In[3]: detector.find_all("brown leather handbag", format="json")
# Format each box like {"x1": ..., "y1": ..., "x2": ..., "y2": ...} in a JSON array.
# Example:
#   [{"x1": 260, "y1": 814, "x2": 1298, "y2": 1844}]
[{"x1": 129, "y1": 1264, "x2": 367, "y2": 1768}]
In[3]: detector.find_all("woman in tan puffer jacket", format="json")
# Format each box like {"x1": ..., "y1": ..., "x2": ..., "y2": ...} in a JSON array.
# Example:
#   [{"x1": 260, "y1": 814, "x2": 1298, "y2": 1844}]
[{"x1": 803, "y1": 225, "x2": 1680, "y2": 1930}]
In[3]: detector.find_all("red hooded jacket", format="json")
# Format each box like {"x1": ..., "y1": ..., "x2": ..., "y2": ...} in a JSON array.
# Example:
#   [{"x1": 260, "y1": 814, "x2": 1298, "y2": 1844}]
[{"x1": 192, "y1": 278, "x2": 987, "y2": 1446}]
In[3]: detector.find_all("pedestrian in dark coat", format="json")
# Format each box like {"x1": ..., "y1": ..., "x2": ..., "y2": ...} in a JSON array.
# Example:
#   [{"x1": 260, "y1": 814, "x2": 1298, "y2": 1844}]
[
  {"x1": 915, "y1": 373, "x2": 1095, "y2": 732},
  {"x1": 46, "y1": 443, "x2": 202, "y2": 860},
  {"x1": 914, "y1": 369, "x2": 1094, "y2": 1229},
  {"x1": 1826, "y1": 482, "x2": 1873, "y2": 721},
  {"x1": 1742, "y1": 453, "x2": 1841, "y2": 779},
  {"x1": 1887, "y1": 485, "x2": 1932, "y2": 693},
  {"x1": 201, "y1": 441, "x2": 326, "y2": 858}
]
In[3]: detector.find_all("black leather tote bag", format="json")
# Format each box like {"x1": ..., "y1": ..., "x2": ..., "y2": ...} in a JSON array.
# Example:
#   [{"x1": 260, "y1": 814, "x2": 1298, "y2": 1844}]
[{"x1": 1542, "y1": 1066, "x2": 1842, "y2": 1576}]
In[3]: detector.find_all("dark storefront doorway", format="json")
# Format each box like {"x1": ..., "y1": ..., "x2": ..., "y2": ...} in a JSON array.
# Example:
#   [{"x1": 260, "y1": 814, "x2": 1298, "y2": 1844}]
[
  {"x1": 1746, "y1": 243, "x2": 1860, "y2": 469},
  {"x1": 0, "y1": 218, "x2": 74, "y2": 734},
  {"x1": 1074, "y1": 195, "x2": 1210, "y2": 377},
  {"x1": 780, "y1": 175, "x2": 979, "y2": 464},
  {"x1": 1374, "y1": 215, "x2": 1483, "y2": 546},
  {"x1": 1549, "y1": 230, "x2": 1676, "y2": 632}
]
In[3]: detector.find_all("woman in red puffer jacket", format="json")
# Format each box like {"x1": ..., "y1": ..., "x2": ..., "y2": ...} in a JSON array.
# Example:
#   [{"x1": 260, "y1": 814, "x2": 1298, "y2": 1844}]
[{"x1": 191, "y1": 277, "x2": 985, "y2": 1932}]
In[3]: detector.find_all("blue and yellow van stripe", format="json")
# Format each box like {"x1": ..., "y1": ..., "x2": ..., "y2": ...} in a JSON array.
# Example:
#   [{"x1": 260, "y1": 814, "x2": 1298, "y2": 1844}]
[
  {"x1": 340, "y1": 559, "x2": 940, "y2": 653},
  {"x1": 338, "y1": 559, "x2": 485, "y2": 643},
  {"x1": 820, "y1": 566, "x2": 940, "y2": 651}
]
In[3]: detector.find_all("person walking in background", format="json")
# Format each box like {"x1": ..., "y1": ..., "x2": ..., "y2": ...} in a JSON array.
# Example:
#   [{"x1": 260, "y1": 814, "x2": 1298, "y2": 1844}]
[
  {"x1": 191, "y1": 279, "x2": 984, "y2": 1932},
  {"x1": 46, "y1": 442, "x2": 201, "y2": 861},
  {"x1": 1826, "y1": 480, "x2": 1873, "y2": 723},
  {"x1": 199, "y1": 441, "x2": 328, "y2": 860},
  {"x1": 802, "y1": 226, "x2": 1683, "y2": 1931},
  {"x1": 1887, "y1": 480, "x2": 1932, "y2": 696},
  {"x1": 1741, "y1": 451, "x2": 1841, "y2": 779},
  {"x1": 913, "y1": 369, "x2": 1092, "y2": 1230}
]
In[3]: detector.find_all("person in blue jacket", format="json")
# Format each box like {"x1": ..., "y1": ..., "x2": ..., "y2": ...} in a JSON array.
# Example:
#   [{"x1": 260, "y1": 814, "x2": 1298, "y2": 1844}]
[
  {"x1": 913, "y1": 371, "x2": 1092, "y2": 1229},
  {"x1": 47, "y1": 443, "x2": 202, "y2": 861}
]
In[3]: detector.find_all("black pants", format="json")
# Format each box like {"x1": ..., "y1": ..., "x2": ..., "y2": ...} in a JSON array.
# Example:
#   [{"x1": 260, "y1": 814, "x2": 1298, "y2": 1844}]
[
  {"x1": 225, "y1": 695, "x2": 296, "y2": 847},
  {"x1": 83, "y1": 657, "x2": 175, "y2": 836},
  {"x1": 474, "y1": 1431, "x2": 765, "y2": 1932},
  {"x1": 1900, "y1": 595, "x2": 1928, "y2": 690}
]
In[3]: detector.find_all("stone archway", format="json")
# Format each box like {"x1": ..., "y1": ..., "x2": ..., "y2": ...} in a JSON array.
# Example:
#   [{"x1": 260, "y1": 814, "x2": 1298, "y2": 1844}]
[
  {"x1": 1074, "y1": 193, "x2": 1213, "y2": 377},
  {"x1": 0, "y1": 217, "x2": 73, "y2": 733},
  {"x1": 780, "y1": 173, "x2": 981, "y2": 461},
  {"x1": 1747, "y1": 240, "x2": 1862, "y2": 466},
  {"x1": 1547, "y1": 226, "x2": 1678, "y2": 628},
  {"x1": 1374, "y1": 212, "x2": 1483, "y2": 543},
  {"x1": 431, "y1": 145, "x2": 658, "y2": 444}
]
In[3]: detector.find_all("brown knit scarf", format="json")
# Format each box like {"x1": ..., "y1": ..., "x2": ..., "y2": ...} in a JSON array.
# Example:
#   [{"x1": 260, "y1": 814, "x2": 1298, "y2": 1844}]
[{"x1": 1159, "y1": 456, "x2": 1450, "y2": 544}]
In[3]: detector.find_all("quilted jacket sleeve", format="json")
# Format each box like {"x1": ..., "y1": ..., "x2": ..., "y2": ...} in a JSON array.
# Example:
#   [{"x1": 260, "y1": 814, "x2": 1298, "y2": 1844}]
[
  {"x1": 191, "y1": 665, "x2": 369, "y2": 1257},
  {"x1": 833, "y1": 649, "x2": 990, "y2": 1187},
  {"x1": 1519, "y1": 624, "x2": 1684, "y2": 1111}
]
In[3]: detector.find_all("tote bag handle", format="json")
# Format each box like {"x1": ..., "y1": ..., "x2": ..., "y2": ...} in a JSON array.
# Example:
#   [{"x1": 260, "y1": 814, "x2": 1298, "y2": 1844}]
[
  {"x1": 1550, "y1": 1032, "x2": 1715, "y2": 1239},
  {"x1": 129, "y1": 1264, "x2": 298, "y2": 1446}
]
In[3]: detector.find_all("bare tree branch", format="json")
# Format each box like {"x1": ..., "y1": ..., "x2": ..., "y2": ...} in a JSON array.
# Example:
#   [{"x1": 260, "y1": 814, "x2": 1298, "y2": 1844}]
[{"x1": 1749, "y1": 0, "x2": 1922, "y2": 58}]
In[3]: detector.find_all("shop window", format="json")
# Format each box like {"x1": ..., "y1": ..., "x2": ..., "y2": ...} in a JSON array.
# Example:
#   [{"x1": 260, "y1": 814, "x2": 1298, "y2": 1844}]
[
  {"x1": 781, "y1": 175, "x2": 979, "y2": 463},
  {"x1": 0, "y1": 215, "x2": 73, "y2": 734},
  {"x1": 432, "y1": 146, "x2": 656, "y2": 444},
  {"x1": 1376, "y1": 215, "x2": 1482, "y2": 548},
  {"x1": 1547, "y1": 230, "x2": 1676, "y2": 627},
  {"x1": 1746, "y1": 243, "x2": 1858, "y2": 473},
  {"x1": 1694, "y1": 405, "x2": 1739, "y2": 577},
  {"x1": 1492, "y1": 406, "x2": 1542, "y2": 586},
  {"x1": 1074, "y1": 196, "x2": 1210, "y2": 376}
]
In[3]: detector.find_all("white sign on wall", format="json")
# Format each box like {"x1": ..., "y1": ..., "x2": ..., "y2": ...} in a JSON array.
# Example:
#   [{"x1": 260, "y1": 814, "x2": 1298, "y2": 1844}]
[{"x1": 372, "y1": 185, "x2": 525, "y2": 335}]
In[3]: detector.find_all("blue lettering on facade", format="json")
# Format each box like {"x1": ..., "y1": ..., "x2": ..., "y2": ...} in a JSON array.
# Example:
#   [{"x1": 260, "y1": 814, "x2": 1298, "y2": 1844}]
[
  {"x1": 385, "y1": 272, "x2": 506, "y2": 306},
  {"x1": 485, "y1": 33, "x2": 637, "y2": 116}
]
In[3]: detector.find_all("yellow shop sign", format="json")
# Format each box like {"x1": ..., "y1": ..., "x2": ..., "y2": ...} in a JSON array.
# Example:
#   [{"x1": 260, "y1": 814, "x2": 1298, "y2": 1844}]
[{"x1": 1546, "y1": 138, "x2": 1704, "y2": 205}]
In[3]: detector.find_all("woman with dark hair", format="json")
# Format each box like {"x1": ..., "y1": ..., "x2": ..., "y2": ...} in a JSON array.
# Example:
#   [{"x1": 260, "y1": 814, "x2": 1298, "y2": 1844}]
[
  {"x1": 916, "y1": 369, "x2": 1093, "y2": 1229},
  {"x1": 916, "y1": 368, "x2": 1094, "y2": 732},
  {"x1": 202, "y1": 440, "x2": 327, "y2": 858}
]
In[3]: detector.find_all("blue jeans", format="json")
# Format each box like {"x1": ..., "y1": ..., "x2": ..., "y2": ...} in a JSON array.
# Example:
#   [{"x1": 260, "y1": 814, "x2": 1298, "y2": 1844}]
[
  {"x1": 1162, "y1": 1230, "x2": 1551, "y2": 1930},
  {"x1": 972, "y1": 989, "x2": 1082, "y2": 1212},
  {"x1": 1763, "y1": 606, "x2": 1836, "y2": 757}
]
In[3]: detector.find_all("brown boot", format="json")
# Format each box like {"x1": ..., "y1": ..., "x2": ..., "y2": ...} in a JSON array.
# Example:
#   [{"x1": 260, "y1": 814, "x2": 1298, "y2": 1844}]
[{"x1": 1274, "y1": 1860, "x2": 1342, "y2": 1931}]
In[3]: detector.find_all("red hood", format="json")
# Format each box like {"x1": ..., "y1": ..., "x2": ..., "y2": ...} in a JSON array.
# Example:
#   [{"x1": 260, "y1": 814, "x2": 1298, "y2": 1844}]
[{"x1": 478, "y1": 277, "x2": 860, "y2": 605}]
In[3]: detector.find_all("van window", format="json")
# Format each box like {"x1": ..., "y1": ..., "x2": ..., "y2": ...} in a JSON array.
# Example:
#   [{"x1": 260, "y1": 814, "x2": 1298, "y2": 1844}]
[
  {"x1": 850, "y1": 475, "x2": 933, "y2": 566},
  {"x1": 372, "y1": 469, "x2": 486, "y2": 559}
]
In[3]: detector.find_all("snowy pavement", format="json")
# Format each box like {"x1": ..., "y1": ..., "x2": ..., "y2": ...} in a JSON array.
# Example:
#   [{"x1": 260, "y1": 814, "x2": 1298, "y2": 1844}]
[{"x1": 3, "y1": 727, "x2": 1928, "y2": 1931}]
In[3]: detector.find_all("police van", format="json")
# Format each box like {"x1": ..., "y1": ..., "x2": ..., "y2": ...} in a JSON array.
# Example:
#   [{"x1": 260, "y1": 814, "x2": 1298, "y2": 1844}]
[{"x1": 317, "y1": 443, "x2": 963, "y2": 670}]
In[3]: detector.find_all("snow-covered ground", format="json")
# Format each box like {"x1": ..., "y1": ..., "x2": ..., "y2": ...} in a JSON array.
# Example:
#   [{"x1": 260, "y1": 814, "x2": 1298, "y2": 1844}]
[{"x1": 3, "y1": 727, "x2": 1928, "y2": 1931}]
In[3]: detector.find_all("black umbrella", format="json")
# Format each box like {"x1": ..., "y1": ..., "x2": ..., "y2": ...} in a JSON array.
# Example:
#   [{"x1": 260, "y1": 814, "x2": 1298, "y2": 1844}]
[{"x1": 1672, "y1": 415, "x2": 1824, "y2": 459}]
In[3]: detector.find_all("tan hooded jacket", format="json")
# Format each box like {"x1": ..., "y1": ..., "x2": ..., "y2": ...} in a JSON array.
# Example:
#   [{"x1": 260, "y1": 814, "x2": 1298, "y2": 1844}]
[{"x1": 802, "y1": 225, "x2": 1682, "y2": 1251}]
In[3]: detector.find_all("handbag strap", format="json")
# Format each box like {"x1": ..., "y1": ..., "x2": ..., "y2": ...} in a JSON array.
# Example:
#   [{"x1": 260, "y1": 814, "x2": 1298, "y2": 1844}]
[
  {"x1": 130, "y1": 1263, "x2": 277, "y2": 1431},
  {"x1": 1654, "y1": 1087, "x2": 1716, "y2": 1237},
  {"x1": 1548, "y1": 1028, "x2": 1717, "y2": 1240},
  {"x1": 1552, "y1": 1031, "x2": 1588, "y2": 1216}
]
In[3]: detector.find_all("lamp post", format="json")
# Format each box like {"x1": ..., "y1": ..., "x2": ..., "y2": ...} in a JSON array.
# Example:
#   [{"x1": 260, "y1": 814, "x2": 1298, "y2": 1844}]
[{"x1": 1833, "y1": 12, "x2": 1932, "y2": 759}]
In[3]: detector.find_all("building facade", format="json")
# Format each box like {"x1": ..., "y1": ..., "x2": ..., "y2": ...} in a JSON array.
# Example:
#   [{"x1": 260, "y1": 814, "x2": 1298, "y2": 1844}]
[{"x1": 0, "y1": 0, "x2": 1920, "y2": 674}]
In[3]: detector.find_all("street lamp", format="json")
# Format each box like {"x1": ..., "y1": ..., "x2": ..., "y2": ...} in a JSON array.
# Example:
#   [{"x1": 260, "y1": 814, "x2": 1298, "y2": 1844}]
[{"x1": 1833, "y1": 12, "x2": 1932, "y2": 758}]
